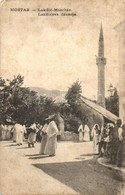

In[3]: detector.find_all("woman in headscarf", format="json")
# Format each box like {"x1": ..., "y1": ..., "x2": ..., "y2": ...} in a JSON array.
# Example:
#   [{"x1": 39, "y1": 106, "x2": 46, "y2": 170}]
[
  {"x1": 39, "y1": 123, "x2": 48, "y2": 155},
  {"x1": 14, "y1": 122, "x2": 26, "y2": 145},
  {"x1": 78, "y1": 123, "x2": 84, "y2": 142},
  {"x1": 45, "y1": 116, "x2": 59, "y2": 157},
  {"x1": 83, "y1": 121, "x2": 90, "y2": 142},
  {"x1": 28, "y1": 123, "x2": 38, "y2": 148},
  {"x1": 91, "y1": 124, "x2": 100, "y2": 154}
]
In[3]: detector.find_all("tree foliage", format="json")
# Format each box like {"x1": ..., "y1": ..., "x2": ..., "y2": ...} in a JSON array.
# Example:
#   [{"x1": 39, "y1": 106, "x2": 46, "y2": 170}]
[
  {"x1": 0, "y1": 75, "x2": 58, "y2": 125},
  {"x1": 65, "y1": 80, "x2": 82, "y2": 105},
  {"x1": 0, "y1": 76, "x2": 106, "y2": 133},
  {"x1": 106, "y1": 87, "x2": 119, "y2": 117},
  {"x1": 63, "y1": 80, "x2": 85, "y2": 132}
]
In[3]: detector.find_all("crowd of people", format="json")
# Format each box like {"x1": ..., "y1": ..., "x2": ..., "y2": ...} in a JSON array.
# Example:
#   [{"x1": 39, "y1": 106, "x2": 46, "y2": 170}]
[
  {"x1": 0, "y1": 115, "x2": 59, "y2": 157},
  {"x1": 0, "y1": 117, "x2": 124, "y2": 166},
  {"x1": 77, "y1": 118, "x2": 124, "y2": 167},
  {"x1": 78, "y1": 122, "x2": 90, "y2": 142},
  {"x1": 91, "y1": 119, "x2": 124, "y2": 167}
]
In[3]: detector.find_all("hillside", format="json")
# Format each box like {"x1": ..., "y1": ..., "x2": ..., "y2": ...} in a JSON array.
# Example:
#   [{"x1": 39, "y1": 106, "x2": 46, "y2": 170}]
[{"x1": 30, "y1": 87, "x2": 66, "y2": 102}]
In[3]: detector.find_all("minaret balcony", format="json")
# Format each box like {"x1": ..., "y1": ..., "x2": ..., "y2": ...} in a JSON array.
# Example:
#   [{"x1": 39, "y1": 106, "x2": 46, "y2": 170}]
[{"x1": 96, "y1": 57, "x2": 106, "y2": 66}]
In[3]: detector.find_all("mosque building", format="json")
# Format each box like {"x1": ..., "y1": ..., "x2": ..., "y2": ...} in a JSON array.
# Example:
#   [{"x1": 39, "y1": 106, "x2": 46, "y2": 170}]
[{"x1": 81, "y1": 25, "x2": 118, "y2": 129}]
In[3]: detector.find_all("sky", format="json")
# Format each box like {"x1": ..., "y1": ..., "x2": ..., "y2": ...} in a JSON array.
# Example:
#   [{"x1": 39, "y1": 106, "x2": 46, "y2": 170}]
[{"x1": 0, "y1": 0, "x2": 125, "y2": 99}]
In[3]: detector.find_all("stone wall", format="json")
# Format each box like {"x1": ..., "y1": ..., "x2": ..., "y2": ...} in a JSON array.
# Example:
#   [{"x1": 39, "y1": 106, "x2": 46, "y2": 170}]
[{"x1": 60, "y1": 131, "x2": 79, "y2": 142}]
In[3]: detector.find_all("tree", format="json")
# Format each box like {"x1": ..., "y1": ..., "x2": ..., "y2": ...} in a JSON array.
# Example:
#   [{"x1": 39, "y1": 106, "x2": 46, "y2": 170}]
[
  {"x1": 0, "y1": 75, "x2": 25, "y2": 123},
  {"x1": 64, "y1": 80, "x2": 84, "y2": 132},
  {"x1": 106, "y1": 86, "x2": 119, "y2": 116},
  {"x1": 65, "y1": 80, "x2": 82, "y2": 105},
  {"x1": 0, "y1": 75, "x2": 59, "y2": 125}
]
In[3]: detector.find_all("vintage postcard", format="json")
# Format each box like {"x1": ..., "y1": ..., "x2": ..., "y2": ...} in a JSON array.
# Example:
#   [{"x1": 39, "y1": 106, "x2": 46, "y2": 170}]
[{"x1": 0, "y1": 0, "x2": 125, "y2": 195}]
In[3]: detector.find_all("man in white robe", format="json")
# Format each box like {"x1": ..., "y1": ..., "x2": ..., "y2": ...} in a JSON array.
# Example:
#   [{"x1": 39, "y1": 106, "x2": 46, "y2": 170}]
[
  {"x1": 45, "y1": 120, "x2": 59, "y2": 156},
  {"x1": 14, "y1": 123, "x2": 25, "y2": 145},
  {"x1": 78, "y1": 124, "x2": 84, "y2": 142},
  {"x1": 91, "y1": 124, "x2": 100, "y2": 154},
  {"x1": 39, "y1": 123, "x2": 48, "y2": 154},
  {"x1": 83, "y1": 124, "x2": 90, "y2": 142},
  {"x1": 28, "y1": 123, "x2": 38, "y2": 147}
]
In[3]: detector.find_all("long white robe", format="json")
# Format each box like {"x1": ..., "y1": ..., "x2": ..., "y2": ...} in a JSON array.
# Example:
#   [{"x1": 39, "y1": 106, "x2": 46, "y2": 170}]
[
  {"x1": 28, "y1": 123, "x2": 37, "y2": 143},
  {"x1": 83, "y1": 125, "x2": 90, "y2": 142},
  {"x1": 91, "y1": 124, "x2": 100, "y2": 154},
  {"x1": 0, "y1": 125, "x2": 6, "y2": 140},
  {"x1": 12, "y1": 127, "x2": 16, "y2": 142},
  {"x1": 1, "y1": 125, "x2": 7, "y2": 140},
  {"x1": 40, "y1": 124, "x2": 48, "y2": 154},
  {"x1": 14, "y1": 123, "x2": 25, "y2": 144},
  {"x1": 78, "y1": 124, "x2": 84, "y2": 142},
  {"x1": 45, "y1": 121, "x2": 58, "y2": 156}
]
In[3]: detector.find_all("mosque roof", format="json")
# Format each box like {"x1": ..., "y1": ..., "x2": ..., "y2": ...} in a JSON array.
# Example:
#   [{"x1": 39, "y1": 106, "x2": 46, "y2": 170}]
[{"x1": 81, "y1": 96, "x2": 119, "y2": 123}]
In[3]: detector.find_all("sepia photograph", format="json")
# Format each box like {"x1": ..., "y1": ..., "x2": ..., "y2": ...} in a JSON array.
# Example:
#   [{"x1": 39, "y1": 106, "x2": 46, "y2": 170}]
[{"x1": 0, "y1": 0, "x2": 125, "y2": 194}]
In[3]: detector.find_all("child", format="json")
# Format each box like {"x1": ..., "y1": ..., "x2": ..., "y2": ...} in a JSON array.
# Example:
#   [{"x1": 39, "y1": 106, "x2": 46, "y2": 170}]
[{"x1": 28, "y1": 123, "x2": 38, "y2": 148}]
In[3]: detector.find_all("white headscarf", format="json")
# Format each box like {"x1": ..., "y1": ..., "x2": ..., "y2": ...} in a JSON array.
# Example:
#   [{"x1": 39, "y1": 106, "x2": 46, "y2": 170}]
[
  {"x1": 42, "y1": 124, "x2": 48, "y2": 133},
  {"x1": 46, "y1": 121, "x2": 58, "y2": 137},
  {"x1": 78, "y1": 124, "x2": 84, "y2": 132},
  {"x1": 91, "y1": 124, "x2": 100, "y2": 136}
]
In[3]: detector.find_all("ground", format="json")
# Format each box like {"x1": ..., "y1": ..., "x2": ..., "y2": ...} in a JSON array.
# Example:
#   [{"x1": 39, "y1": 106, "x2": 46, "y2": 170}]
[{"x1": 0, "y1": 140, "x2": 125, "y2": 195}]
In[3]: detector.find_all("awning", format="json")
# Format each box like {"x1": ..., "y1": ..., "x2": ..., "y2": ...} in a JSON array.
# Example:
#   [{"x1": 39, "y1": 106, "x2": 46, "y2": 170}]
[{"x1": 81, "y1": 96, "x2": 119, "y2": 123}]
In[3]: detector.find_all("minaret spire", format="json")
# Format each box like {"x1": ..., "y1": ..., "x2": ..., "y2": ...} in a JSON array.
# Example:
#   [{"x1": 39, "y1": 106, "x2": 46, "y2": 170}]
[
  {"x1": 98, "y1": 24, "x2": 104, "y2": 57},
  {"x1": 99, "y1": 24, "x2": 103, "y2": 41},
  {"x1": 96, "y1": 24, "x2": 106, "y2": 108}
]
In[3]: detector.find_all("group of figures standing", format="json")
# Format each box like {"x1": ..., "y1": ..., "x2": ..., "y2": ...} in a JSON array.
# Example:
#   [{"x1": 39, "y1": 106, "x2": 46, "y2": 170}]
[
  {"x1": 0, "y1": 116, "x2": 124, "y2": 166},
  {"x1": 39, "y1": 117, "x2": 59, "y2": 156},
  {"x1": 91, "y1": 119, "x2": 124, "y2": 167},
  {"x1": 78, "y1": 118, "x2": 124, "y2": 167},
  {"x1": 0, "y1": 115, "x2": 60, "y2": 157},
  {"x1": 78, "y1": 123, "x2": 90, "y2": 142}
]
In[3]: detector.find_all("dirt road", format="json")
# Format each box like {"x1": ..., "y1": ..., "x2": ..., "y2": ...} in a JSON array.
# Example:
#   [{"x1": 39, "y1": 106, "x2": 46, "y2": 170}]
[{"x1": 0, "y1": 141, "x2": 125, "y2": 195}]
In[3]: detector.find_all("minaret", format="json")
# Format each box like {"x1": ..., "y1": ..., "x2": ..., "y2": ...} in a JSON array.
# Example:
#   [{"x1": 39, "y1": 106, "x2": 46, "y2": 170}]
[{"x1": 96, "y1": 25, "x2": 106, "y2": 107}]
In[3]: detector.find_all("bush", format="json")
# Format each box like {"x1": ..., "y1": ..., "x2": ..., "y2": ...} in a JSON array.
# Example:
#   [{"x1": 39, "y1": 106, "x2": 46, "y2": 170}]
[{"x1": 64, "y1": 113, "x2": 81, "y2": 133}]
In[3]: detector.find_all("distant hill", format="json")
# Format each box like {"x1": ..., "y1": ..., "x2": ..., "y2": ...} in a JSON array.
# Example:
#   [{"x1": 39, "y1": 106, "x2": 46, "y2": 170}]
[{"x1": 30, "y1": 87, "x2": 66, "y2": 102}]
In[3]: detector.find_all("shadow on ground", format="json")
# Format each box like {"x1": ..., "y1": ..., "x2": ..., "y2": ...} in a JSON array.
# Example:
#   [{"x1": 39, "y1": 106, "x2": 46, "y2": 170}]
[
  {"x1": 80, "y1": 153, "x2": 94, "y2": 156},
  {"x1": 29, "y1": 155, "x2": 49, "y2": 159},
  {"x1": 16, "y1": 147, "x2": 29, "y2": 149},
  {"x1": 25, "y1": 154, "x2": 51, "y2": 159},
  {"x1": 33, "y1": 159, "x2": 124, "y2": 195},
  {"x1": 4, "y1": 144, "x2": 17, "y2": 147},
  {"x1": 25, "y1": 154, "x2": 42, "y2": 157}
]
